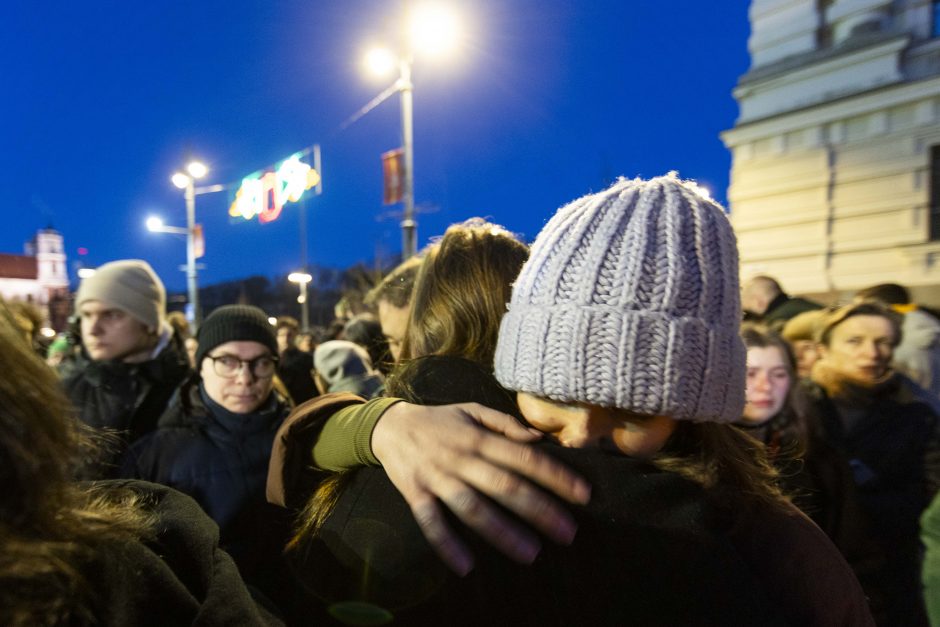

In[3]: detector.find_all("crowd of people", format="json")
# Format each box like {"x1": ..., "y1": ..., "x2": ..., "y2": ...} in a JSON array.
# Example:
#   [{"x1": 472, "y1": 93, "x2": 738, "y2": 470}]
[{"x1": 1, "y1": 173, "x2": 939, "y2": 625}]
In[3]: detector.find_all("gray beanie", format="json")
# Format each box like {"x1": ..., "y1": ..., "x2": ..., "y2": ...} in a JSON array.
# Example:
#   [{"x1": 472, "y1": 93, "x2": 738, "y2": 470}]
[
  {"x1": 76, "y1": 259, "x2": 166, "y2": 330},
  {"x1": 494, "y1": 173, "x2": 746, "y2": 423},
  {"x1": 314, "y1": 340, "x2": 374, "y2": 381},
  {"x1": 314, "y1": 340, "x2": 383, "y2": 397}
]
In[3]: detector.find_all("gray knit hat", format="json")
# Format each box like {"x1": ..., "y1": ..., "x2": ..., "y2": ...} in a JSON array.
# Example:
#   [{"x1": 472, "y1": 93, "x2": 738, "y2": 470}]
[
  {"x1": 76, "y1": 259, "x2": 166, "y2": 331},
  {"x1": 195, "y1": 305, "x2": 277, "y2": 367},
  {"x1": 494, "y1": 173, "x2": 746, "y2": 423}
]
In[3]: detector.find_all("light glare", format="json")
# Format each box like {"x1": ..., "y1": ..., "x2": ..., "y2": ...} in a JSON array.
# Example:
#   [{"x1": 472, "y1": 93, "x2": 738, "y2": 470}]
[
  {"x1": 409, "y1": 4, "x2": 459, "y2": 56},
  {"x1": 288, "y1": 272, "x2": 313, "y2": 284},
  {"x1": 365, "y1": 47, "x2": 396, "y2": 76},
  {"x1": 146, "y1": 216, "x2": 164, "y2": 232},
  {"x1": 187, "y1": 161, "x2": 208, "y2": 179},
  {"x1": 171, "y1": 172, "x2": 190, "y2": 189},
  {"x1": 78, "y1": 268, "x2": 96, "y2": 279}
]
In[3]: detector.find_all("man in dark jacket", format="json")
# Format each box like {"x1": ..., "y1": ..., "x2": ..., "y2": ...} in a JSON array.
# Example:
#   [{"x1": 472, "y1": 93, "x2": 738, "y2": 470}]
[
  {"x1": 122, "y1": 305, "x2": 291, "y2": 580},
  {"x1": 741, "y1": 275, "x2": 823, "y2": 330},
  {"x1": 63, "y1": 260, "x2": 190, "y2": 476},
  {"x1": 275, "y1": 315, "x2": 318, "y2": 405}
]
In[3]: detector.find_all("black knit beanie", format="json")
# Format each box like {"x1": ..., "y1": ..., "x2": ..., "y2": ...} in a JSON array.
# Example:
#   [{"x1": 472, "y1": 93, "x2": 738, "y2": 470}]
[{"x1": 195, "y1": 305, "x2": 277, "y2": 367}]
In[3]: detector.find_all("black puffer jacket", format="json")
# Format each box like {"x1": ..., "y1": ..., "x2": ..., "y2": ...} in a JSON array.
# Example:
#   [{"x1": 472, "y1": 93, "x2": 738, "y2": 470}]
[
  {"x1": 121, "y1": 381, "x2": 290, "y2": 568},
  {"x1": 63, "y1": 334, "x2": 190, "y2": 476}
]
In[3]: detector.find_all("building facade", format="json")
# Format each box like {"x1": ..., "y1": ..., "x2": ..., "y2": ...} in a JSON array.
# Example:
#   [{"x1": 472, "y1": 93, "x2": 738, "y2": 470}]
[
  {"x1": 0, "y1": 229, "x2": 71, "y2": 329},
  {"x1": 722, "y1": 0, "x2": 940, "y2": 304}
]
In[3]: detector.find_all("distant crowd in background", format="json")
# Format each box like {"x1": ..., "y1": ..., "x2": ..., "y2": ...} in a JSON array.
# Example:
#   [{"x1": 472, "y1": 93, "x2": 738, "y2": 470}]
[{"x1": 2, "y1": 174, "x2": 939, "y2": 626}]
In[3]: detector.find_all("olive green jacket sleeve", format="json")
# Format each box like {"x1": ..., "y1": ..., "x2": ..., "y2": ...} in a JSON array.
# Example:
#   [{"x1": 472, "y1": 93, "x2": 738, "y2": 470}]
[
  {"x1": 313, "y1": 397, "x2": 401, "y2": 471},
  {"x1": 265, "y1": 393, "x2": 400, "y2": 509}
]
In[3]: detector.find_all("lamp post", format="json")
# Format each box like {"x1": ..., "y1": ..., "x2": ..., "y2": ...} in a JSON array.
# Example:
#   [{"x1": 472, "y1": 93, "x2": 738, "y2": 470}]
[
  {"x1": 365, "y1": 4, "x2": 460, "y2": 259},
  {"x1": 288, "y1": 272, "x2": 313, "y2": 331},
  {"x1": 170, "y1": 161, "x2": 208, "y2": 328}
]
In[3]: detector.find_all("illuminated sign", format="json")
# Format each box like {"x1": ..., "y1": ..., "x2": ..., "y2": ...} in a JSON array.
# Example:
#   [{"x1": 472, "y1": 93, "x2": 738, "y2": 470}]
[{"x1": 229, "y1": 153, "x2": 320, "y2": 224}]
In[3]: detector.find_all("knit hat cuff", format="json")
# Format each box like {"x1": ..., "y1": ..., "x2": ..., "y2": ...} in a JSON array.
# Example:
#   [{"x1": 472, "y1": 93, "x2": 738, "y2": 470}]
[{"x1": 494, "y1": 303, "x2": 746, "y2": 423}]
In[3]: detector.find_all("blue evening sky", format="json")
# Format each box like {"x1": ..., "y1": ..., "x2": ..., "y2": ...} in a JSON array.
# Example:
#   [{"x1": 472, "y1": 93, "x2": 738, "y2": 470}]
[{"x1": 1, "y1": 1, "x2": 752, "y2": 292}]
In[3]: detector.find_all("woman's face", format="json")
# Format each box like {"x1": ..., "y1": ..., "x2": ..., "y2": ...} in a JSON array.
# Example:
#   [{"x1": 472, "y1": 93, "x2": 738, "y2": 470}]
[
  {"x1": 819, "y1": 315, "x2": 896, "y2": 383},
  {"x1": 516, "y1": 393, "x2": 677, "y2": 457},
  {"x1": 742, "y1": 346, "x2": 791, "y2": 425}
]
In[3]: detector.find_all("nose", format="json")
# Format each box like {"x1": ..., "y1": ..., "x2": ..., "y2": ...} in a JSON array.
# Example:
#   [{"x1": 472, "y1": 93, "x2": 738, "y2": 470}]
[
  {"x1": 557, "y1": 413, "x2": 601, "y2": 449},
  {"x1": 233, "y1": 362, "x2": 256, "y2": 384},
  {"x1": 861, "y1": 341, "x2": 880, "y2": 360},
  {"x1": 87, "y1": 316, "x2": 104, "y2": 336},
  {"x1": 751, "y1": 371, "x2": 771, "y2": 392}
]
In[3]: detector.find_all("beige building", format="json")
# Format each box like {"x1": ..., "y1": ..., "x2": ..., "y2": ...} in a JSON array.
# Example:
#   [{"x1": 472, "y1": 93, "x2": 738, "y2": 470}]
[{"x1": 722, "y1": 0, "x2": 940, "y2": 305}]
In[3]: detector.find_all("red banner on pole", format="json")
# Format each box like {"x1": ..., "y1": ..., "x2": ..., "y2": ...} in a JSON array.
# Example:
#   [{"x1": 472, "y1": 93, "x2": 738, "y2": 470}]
[
  {"x1": 382, "y1": 148, "x2": 404, "y2": 205},
  {"x1": 193, "y1": 224, "x2": 205, "y2": 259}
]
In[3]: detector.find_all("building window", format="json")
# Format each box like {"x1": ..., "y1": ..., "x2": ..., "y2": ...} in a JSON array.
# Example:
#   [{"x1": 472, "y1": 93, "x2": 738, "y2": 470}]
[{"x1": 931, "y1": 145, "x2": 940, "y2": 241}]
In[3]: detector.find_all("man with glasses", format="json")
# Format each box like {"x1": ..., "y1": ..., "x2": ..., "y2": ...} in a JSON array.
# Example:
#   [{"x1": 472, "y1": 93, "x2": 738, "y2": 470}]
[{"x1": 120, "y1": 305, "x2": 291, "y2": 577}]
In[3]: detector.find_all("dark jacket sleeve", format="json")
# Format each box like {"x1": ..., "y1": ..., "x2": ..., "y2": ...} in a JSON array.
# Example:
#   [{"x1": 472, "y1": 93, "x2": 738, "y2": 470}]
[{"x1": 92, "y1": 480, "x2": 283, "y2": 626}]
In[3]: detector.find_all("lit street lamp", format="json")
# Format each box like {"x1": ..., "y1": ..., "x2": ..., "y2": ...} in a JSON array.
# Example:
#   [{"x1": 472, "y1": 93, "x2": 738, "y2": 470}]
[
  {"x1": 288, "y1": 272, "x2": 313, "y2": 332},
  {"x1": 169, "y1": 161, "x2": 208, "y2": 328},
  {"x1": 365, "y1": 4, "x2": 460, "y2": 258}
]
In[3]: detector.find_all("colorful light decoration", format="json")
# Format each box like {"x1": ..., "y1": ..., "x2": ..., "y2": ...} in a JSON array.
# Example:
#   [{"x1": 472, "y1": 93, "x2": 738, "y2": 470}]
[{"x1": 229, "y1": 153, "x2": 320, "y2": 224}]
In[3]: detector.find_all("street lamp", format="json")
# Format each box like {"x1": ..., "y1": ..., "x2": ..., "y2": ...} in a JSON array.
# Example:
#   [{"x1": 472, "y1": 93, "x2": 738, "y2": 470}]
[
  {"x1": 288, "y1": 272, "x2": 313, "y2": 331},
  {"x1": 364, "y1": 3, "x2": 460, "y2": 258},
  {"x1": 170, "y1": 160, "x2": 208, "y2": 328}
]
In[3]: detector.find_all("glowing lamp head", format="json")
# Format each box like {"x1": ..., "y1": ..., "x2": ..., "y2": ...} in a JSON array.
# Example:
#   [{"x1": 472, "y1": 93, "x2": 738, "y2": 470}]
[
  {"x1": 409, "y1": 3, "x2": 459, "y2": 56},
  {"x1": 187, "y1": 161, "x2": 208, "y2": 179},
  {"x1": 288, "y1": 272, "x2": 313, "y2": 285},
  {"x1": 365, "y1": 47, "x2": 396, "y2": 77},
  {"x1": 77, "y1": 268, "x2": 96, "y2": 279},
  {"x1": 146, "y1": 216, "x2": 164, "y2": 232},
  {"x1": 267, "y1": 317, "x2": 278, "y2": 326},
  {"x1": 171, "y1": 172, "x2": 190, "y2": 189}
]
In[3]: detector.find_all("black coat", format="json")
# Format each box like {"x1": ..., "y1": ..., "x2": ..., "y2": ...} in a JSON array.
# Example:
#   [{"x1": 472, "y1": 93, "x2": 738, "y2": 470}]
[
  {"x1": 77, "y1": 481, "x2": 282, "y2": 626},
  {"x1": 278, "y1": 347, "x2": 318, "y2": 405},
  {"x1": 121, "y1": 382, "x2": 290, "y2": 574},
  {"x1": 281, "y1": 356, "x2": 871, "y2": 626},
  {"x1": 63, "y1": 335, "x2": 190, "y2": 477},
  {"x1": 803, "y1": 374, "x2": 940, "y2": 626}
]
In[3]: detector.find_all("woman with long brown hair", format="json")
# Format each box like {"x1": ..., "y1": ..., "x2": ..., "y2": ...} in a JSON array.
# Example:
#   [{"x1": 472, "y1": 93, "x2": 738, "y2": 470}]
[{"x1": 0, "y1": 299, "x2": 279, "y2": 626}]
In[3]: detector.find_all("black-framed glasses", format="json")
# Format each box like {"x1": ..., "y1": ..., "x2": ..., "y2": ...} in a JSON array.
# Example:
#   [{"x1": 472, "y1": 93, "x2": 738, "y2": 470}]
[{"x1": 206, "y1": 353, "x2": 278, "y2": 379}]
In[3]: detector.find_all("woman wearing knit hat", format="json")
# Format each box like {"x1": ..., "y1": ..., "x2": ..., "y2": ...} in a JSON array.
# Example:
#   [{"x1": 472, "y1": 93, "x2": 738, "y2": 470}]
[
  {"x1": 121, "y1": 305, "x2": 292, "y2": 581},
  {"x1": 270, "y1": 176, "x2": 872, "y2": 625}
]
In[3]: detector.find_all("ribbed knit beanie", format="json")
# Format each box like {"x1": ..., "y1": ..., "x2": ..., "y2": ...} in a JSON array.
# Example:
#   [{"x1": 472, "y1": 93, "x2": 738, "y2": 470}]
[
  {"x1": 76, "y1": 259, "x2": 165, "y2": 331},
  {"x1": 195, "y1": 305, "x2": 277, "y2": 367},
  {"x1": 494, "y1": 173, "x2": 746, "y2": 423}
]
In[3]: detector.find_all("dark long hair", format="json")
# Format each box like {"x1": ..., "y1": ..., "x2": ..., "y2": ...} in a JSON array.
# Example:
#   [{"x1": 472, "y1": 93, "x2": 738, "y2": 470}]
[{"x1": 0, "y1": 300, "x2": 154, "y2": 626}]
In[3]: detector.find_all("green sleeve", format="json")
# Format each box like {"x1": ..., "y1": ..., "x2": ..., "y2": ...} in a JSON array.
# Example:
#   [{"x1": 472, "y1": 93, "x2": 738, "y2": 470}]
[{"x1": 312, "y1": 397, "x2": 402, "y2": 471}]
